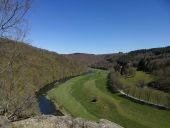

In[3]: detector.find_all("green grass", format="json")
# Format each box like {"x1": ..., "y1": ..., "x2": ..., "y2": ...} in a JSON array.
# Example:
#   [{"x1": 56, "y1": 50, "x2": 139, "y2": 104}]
[
  {"x1": 119, "y1": 71, "x2": 154, "y2": 85},
  {"x1": 48, "y1": 69, "x2": 170, "y2": 128}
]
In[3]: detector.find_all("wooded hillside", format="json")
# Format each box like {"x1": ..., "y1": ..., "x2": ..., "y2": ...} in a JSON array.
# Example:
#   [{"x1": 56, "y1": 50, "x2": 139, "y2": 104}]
[{"x1": 0, "y1": 39, "x2": 87, "y2": 120}]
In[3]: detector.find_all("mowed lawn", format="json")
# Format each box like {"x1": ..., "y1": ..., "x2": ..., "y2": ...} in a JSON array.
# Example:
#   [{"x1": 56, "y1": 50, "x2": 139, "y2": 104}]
[{"x1": 48, "y1": 69, "x2": 170, "y2": 128}]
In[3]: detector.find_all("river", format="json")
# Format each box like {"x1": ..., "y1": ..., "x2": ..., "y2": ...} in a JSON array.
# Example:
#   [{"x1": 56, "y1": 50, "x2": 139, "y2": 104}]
[
  {"x1": 36, "y1": 80, "x2": 64, "y2": 116},
  {"x1": 38, "y1": 95, "x2": 63, "y2": 116},
  {"x1": 36, "y1": 70, "x2": 92, "y2": 116}
]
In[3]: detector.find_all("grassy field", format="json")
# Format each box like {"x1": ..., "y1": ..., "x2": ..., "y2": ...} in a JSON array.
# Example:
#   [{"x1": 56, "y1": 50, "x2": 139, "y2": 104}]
[
  {"x1": 48, "y1": 69, "x2": 170, "y2": 128},
  {"x1": 119, "y1": 71, "x2": 155, "y2": 85}
]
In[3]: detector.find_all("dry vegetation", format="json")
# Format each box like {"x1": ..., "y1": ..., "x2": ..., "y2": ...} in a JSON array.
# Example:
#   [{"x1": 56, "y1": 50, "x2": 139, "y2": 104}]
[{"x1": 0, "y1": 39, "x2": 87, "y2": 120}]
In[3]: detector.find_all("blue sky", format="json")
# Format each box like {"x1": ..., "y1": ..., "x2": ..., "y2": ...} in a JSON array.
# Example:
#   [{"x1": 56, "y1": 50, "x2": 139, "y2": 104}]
[{"x1": 27, "y1": 0, "x2": 170, "y2": 54}]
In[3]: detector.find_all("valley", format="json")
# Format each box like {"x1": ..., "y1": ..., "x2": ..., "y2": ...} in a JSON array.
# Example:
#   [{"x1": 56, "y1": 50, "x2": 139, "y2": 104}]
[
  {"x1": 0, "y1": 1, "x2": 170, "y2": 128},
  {"x1": 1, "y1": 40, "x2": 170, "y2": 128},
  {"x1": 48, "y1": 69, "x2": 170, "y2": 128}
]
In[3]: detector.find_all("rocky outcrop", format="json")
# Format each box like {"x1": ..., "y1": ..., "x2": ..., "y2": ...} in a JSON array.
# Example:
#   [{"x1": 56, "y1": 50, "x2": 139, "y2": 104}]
[
  {"x1": 12, "y1": 115, "x2": 123, "y2": 128},
  {"x1": 0, "y1": 116, "x2": 11, "y2": 128}
]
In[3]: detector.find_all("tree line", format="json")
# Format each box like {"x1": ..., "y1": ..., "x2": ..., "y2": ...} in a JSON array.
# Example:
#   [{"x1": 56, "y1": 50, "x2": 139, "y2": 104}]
[{"x1": 108, "y1": 70, "x2": 170, "y2": 109}]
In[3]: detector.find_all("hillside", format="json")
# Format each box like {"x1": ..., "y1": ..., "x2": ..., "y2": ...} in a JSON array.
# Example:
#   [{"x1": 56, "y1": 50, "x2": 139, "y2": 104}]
[
  {"x1": 0, "y1": 39, "x2": 87, "y2": 120},
  {"x1": 66, "y1": 53, "x2": 123, "y2": 70},
  {"x1": 88, "y1": 46, "x2": 170, "y2": 93},
  {"x1": 66, "y1": 53, "x2": 106, "y2": 66},
  {"x1": 0, "y1": 39, "x2": 87, "y2": 88},
  {"x1": 118, "y1": 46, "x2": 170, "y2": 93}
]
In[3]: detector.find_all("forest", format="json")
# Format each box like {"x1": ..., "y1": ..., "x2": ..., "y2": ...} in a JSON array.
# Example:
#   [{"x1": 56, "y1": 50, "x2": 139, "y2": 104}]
[{"x1": 0, "y1": 39, "x2": 86, "y2": 120}]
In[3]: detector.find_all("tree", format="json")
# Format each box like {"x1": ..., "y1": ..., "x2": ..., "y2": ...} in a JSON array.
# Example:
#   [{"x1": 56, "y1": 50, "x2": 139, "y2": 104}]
[
  {"x1": 124, "y1": 67, "x2": 135, "y2": 77},
  {"x1": 136, "y1": 89, "x2": 142, "y2": 100},
  {"x1": 124, "y1": 85, "x2": 131, "y2": 96},
  {"x1": 0, "y1": 43, "x2": 39, "y2": 121},
  {"x1": 130, "y1": 86, "x2": 136, "y2": 97},
  {"x1": 137, "y1": 79, "x2": 145, "y2": 88},
  {"x1": 0, "y1": 0, "x2": 31, "y2": 40},
  {"x1": 145, "y1": 88, "x2": 151, "y2": 102},
  {"x1": 108, "y1": 72, "x2": 120, "y2": 92},
  {"x1": 0, "y1": 0, "x2": 37, "y2": 121},
  {"x1": 155, "y1": 92, "x2": 161, "y2": 105},
  {"x1": 166, "y1": 94, "x2": 170, "y2": 109},
  {"x1": 137, "y1": 58, "x2": 150, "y2": 72}
]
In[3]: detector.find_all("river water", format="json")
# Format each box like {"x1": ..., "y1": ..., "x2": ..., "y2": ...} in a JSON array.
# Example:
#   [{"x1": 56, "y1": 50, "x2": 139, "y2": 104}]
[
  {"x1": 36, "y1": 80, "x2": 64, "y2": 116},
  {"x1": 38, "y1": 95, "x2": 63, "y2": 116}
]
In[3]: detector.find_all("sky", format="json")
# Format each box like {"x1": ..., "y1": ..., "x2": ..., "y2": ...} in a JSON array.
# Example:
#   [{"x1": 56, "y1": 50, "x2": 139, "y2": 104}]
[{"x1": 27, "y1": 0, "x2": 170, "y2": 54}]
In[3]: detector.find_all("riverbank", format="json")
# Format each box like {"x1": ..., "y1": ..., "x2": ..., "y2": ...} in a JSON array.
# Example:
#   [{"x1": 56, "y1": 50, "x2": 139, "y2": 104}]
[{"x1": 37, "y1": 70, "x2": 93, "y2": 116}]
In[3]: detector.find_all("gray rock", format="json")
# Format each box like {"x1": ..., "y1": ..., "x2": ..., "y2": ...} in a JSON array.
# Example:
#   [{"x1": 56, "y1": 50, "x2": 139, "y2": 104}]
[
  {"x1": 12, "y1": 115, "x2": 123, "y2": 128},
  {"x1": 0, "y1": 116, "x2": 11, "y2": 128},
  {"x1": 99, "y1": 119, "x2": 123, "y2": 128},
  {"x1": 0, "y1": 106, "x2": 5, "y2": 115}
]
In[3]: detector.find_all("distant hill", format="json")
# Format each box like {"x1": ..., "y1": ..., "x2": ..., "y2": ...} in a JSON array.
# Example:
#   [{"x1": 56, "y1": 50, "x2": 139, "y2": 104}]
[
  {"x1": 65, "y1": 53, "x2": 106, "y2": 66},
  {"x1": 107, "y1": 46, "x2": 170, "y2": 93},
  {"x1": 66, "y1": 52, "x2": 127, "y2": 70}
]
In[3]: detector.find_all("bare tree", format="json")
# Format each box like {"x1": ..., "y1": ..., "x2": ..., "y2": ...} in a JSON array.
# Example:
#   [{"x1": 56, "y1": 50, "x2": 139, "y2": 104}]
[
  {"x1": 0, "y1": 44, "x2": 38, "y2": 121},
  {"x1": 0, "y1": 0, "x2": 31, "y2": 40},
  {"x1": 124, "y1": 86, "x2": 131, "y2": 96},
  {"x1": 145, "y1": 88, "x2": 151, "y2": 102},
  {"x1": 0, "y1": 0, "x2": 38, "y2": 121},
  {"x1": 155, "y1": 92, "x2": 161, "y2": 105},
  {"x1": 167, "y1": 94, "x2": 170, "y2": 109},
  {"x1": 0, "y1": 0, "x2": 31, "y2": 74},
  {"x1": 130, "y1": 86, "x2": 136, "y2": 97}
]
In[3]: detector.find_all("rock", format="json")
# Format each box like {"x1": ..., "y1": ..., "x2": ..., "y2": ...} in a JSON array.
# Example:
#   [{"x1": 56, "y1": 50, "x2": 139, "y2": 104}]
[
  {"x1": 12, "y1": 115, "x2": 124, "y2": 128},
  {"x1": 0, "y1": 106, "x2": 5, "y2": 115},
  {"x1": 0, "y1": 116, "x2": 11, "y2": 128},
  {"x1": 99, "y1": 119, "x2": 123, "y2": 128}
]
